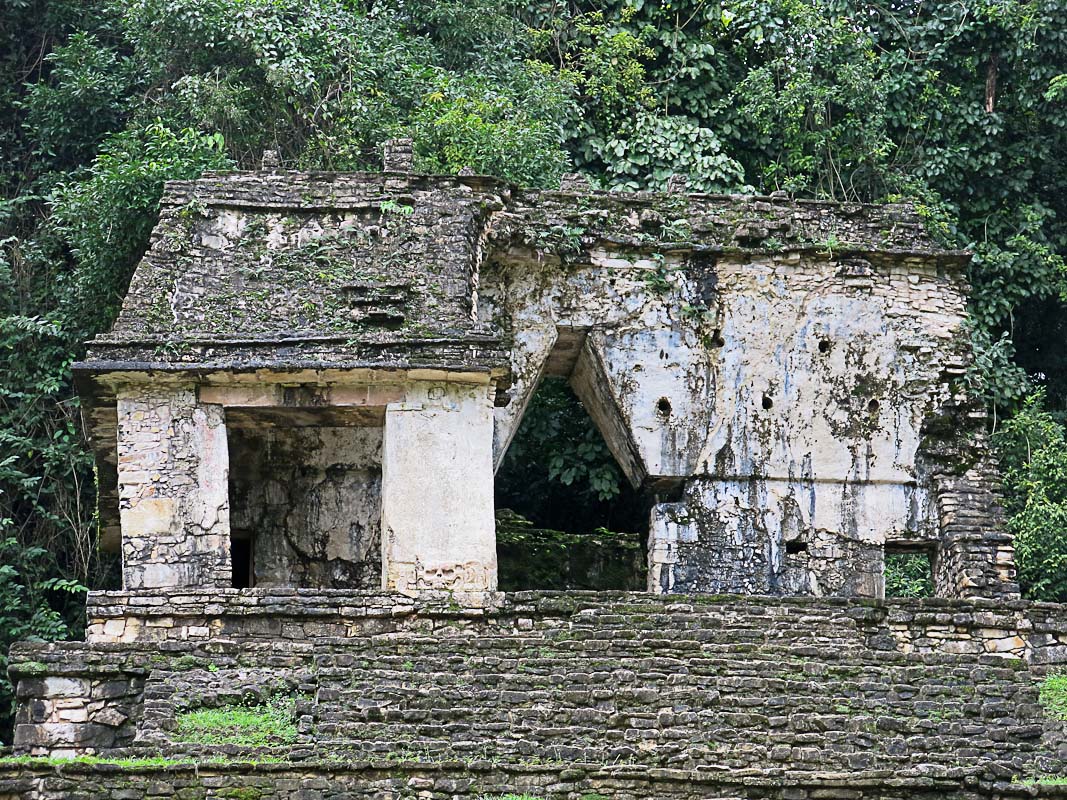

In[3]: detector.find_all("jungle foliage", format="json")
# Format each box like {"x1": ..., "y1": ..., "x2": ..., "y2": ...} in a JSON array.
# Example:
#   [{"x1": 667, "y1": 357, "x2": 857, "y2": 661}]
[{"x1": 1, "y1": 0, "x2": 1066, "y2": 740}]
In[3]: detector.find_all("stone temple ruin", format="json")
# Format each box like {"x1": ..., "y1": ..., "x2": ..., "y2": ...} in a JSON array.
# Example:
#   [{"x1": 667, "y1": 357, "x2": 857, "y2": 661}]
[{"x1": 3, "y1": 144, "x2": 1065, "y2": 799}]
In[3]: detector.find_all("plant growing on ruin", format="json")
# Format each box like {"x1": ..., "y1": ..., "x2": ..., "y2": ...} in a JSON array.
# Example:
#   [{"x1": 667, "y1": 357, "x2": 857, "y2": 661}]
[
  {"x1": 174, "y1": 696, "x2": 298, "y2": 747},
  {"x1": 994, "y1": 392, "x2": 1067, "y2": 602},
  {"x1": 1038, "y1": 673, "x2": 1067, "y2": 720},
  {"x1": 884, "y1": 553, "x2": 934, "y2": 599}
]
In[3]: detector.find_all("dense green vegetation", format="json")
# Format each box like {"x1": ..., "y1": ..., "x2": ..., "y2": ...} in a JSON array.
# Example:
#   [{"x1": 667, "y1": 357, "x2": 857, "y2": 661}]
[
  {"x1": 1038, "y1": 672, "x2": 1067, "y2": 721},
  {"x1": 884, "y1": 552, "x2": 934, "y2": 599},
  {"x1": 1, "y1": 0, "x2": 1066, "y2": 741}
]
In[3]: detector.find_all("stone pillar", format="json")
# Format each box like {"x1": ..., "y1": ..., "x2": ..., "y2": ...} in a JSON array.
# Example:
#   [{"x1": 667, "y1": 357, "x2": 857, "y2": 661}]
[
  {"x1": 116, "y1": 385, "x2": 231, "y2": 589},
  {"x1": 932, "y1": 458, "x2": 1019, "y2": 599},
  {"x1": 381, "y1": 383, "x2": 497, "y2": 595}
]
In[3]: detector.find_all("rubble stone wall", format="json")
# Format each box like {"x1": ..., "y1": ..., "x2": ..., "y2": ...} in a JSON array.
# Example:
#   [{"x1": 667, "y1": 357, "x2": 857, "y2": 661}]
[
  {"x1": 116, "y1": 385, "x2": 231, "y2": 589},
  {"x1": 8, "y1": 664, "x2": 144, "y2": 758},
  {"x1": 8, "y1": 592, "x2": 1067, "y2": 778},
  {"x1": 77, "y1": 590, "x2": 1067, "y2": 662},
  {"x1": 1, "y1": 760, "x2": 1063, "y2": 800}
]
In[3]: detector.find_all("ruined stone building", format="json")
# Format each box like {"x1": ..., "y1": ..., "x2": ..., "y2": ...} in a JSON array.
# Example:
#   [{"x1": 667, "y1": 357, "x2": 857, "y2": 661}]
[{"x1": 2, "y1": 146, "x2": 1064, "y2": 799}]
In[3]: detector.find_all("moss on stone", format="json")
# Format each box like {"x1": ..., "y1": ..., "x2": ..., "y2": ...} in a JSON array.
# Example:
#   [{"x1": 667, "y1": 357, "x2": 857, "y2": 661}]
[{"x1": 174, "y1": 696, "x2": 298, "y2": 747}]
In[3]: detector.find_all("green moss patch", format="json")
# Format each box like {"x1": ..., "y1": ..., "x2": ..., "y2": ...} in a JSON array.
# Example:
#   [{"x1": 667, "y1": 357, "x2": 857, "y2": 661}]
[
  {"x1": 1040, "y1": 673, "x2": 1067, "y2": 720},
  {"x1": 174, "y1": 697, "x2": 297, "y2": 747}
]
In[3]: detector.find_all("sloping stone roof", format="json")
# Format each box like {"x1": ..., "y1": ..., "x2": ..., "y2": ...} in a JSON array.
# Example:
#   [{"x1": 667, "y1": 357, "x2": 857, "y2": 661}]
[{"x1": 76, "y1": 170, "x2": 966, "y2": 377}]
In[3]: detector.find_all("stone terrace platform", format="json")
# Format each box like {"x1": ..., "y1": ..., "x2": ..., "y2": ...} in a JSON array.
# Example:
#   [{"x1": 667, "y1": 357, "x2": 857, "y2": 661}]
[{"x1": 4, "y1": 592, "x2": 1067, "y2": 798}]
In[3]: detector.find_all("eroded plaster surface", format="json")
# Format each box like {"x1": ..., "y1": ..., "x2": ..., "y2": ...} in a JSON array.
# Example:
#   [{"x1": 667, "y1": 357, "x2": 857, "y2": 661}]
[
  {"x1": 382, "y1": 382, "x2": 498, "y2": 595},
  {"x1": 228, "y1": 425, "x2": 382, "y2": 589},
  {"x1": 76, "y1": 170, "x2": 1016, "y2": 600}
]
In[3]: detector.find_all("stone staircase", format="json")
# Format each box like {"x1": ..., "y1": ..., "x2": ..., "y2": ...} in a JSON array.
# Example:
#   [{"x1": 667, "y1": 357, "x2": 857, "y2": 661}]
[{"x1": 4, "y1": 592, "x2": 1066, "y2": 799}]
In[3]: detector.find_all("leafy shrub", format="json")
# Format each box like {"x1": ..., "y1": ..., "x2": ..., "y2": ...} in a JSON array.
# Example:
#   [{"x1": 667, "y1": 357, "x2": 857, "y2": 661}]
[
  {"x1": 994, "y1": 392, "x2": 1067, "y2": 602},
  {"x1": 51, "y1": 122, "x2": 232, "y2": 337},
  {"x1": 22, "y1": 32, "x2": 132, "y2": 168},
  {"x1": 497, "y1": 378, "x2": 624, "y2": 507},
  {"x1": 884, "y1": 552, "x2": 934, "y2": 599},
  {"x1": 413, "y1": 65, "x2": 574, "y2": 187},
  {"x1": 598, "y1": 113, "x2": 745, "y2": 193}
]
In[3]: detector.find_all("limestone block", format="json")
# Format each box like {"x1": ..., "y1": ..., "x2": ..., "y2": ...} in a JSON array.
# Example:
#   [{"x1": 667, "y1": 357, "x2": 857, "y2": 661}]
[
  {"x1": 41, "y1": 678, "x2": 87, "y2": 699},
  {"x1": 382, "y1": 384, "x2": 497, "y2": 594}
]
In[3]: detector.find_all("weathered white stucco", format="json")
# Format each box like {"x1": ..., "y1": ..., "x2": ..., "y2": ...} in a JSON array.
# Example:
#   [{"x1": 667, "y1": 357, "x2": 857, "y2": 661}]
[{"x1": 382, "y1": 382, "x2": 498, "y2": 595}]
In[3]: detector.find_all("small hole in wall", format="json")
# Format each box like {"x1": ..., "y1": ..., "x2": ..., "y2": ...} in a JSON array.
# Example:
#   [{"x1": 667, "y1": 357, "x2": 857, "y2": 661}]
[
  {"x1": 762, "y1": 394, "x2": 773, "y2": 410},
  {"x1": 818, "y1": 339, "x2": 832, "y2": 354},
  {"x1": 656, "y1": 397, "x2": 672, "y2": 418},
  {"x1": 867, "y1": 399, "x2": 880, "y2": 414},
  {"x1": 709, "y1": 329, "x2": 726, "y2": 348},
  {"x1": 786, "y1": 540, "x2": 808, "y2": 555}
]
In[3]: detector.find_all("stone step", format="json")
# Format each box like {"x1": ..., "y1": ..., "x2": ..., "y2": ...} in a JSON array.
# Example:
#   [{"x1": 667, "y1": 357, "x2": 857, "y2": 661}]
[{"x1": 4, "y1": 752, "x2": 1050, "y2": 800}]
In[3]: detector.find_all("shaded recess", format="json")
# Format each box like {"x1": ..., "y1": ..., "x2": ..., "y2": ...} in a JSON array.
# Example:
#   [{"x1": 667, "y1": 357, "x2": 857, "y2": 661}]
[
  {"x1": 885, "y1": 547, "x2": 935, "y2": 598},
  {"x1": 495, "y1": 376, "x2": 649, "y2": 590},
  {"x1": 1014, "y1": 294, "x2": 1067, "y2": 412},
  {"x1": 226, "y1": 406, "x2": 383, "y2": 589}
]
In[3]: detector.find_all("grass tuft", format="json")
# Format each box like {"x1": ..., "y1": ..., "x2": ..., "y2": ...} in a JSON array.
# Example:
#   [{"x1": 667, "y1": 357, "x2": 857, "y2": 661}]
[
  {"x1": 1039, "y1": 673, "x2": 1067, "y2": 720},
  {"x1": 174, "y1": 697, "x2": 297, "y2": 747}
]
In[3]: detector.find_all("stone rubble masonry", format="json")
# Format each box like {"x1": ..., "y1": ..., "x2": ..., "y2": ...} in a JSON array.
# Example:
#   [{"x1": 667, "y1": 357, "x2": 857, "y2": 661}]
[
  {"x1": 70, "y1": 169, "x2": 1017, "y2": 600},
  {"x1": 5, "y1": 590, "x2": 1067, "y2": 794},
  {"x1": 74, "y1": 589, "x2": 1067, "y2": 662},
  {"x1": 3, "y1": 760, "x2": 1065, "y2": 800},
  {"x1": 9, "y1": 664, "x2": 143, "y2": 758},
  {"x1": 117, "y1": 384, "x2": 231, "y2": 589}
]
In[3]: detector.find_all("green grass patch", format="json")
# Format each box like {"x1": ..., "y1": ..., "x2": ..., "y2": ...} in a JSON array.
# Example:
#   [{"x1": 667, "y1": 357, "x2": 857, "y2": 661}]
[
  {"x1": 0, "y1": 754, "x2": 289, "y2": 769},
  {"x1": 216, "y1": 789, "x2": 264, "y2": 800},
  {"x1": 1039, "y1": 673, "x2": 1067, "y2": 720},
  {"x1": 1015, "y1": 775, "x2": 1067, "y2": 786},
  {"x1": 174, "y1": 697, "x2": 297, "y2": 747}
]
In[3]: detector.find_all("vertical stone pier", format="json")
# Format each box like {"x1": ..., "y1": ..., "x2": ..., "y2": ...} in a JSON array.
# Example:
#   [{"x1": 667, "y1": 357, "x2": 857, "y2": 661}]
[
  {"x1": 116, "y1": 384, "x2": 231, "y2": 589},
  {"x1": 382, "y1": 382, "x2": 498, "y2": 595}
]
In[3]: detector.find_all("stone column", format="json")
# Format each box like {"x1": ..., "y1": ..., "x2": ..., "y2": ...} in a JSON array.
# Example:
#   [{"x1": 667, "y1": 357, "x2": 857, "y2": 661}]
[
  {"x1": 116, "y1": 385, "x2": 231, "y2": 589},
  {"x1": 381, "y1": 383, "x2": 497, "y2": 595},
  {"x1": 932, "y1": 458, "x2": 1019, "y2": 599}
]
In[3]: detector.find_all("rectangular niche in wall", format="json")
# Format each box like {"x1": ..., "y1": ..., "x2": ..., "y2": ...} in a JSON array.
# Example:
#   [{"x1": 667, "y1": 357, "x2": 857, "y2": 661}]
[
  {"x1": 884, "y1": 544, "x2": 935, "y2": 599},
  {"x1": 226, "y1": 405, "x2": 384, "y2": 589}
]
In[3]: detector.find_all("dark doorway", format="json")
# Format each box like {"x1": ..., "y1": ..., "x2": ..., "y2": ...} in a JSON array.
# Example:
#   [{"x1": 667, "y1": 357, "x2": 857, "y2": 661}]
[
  {"x1": 231, "y1": 534, "x2": 254, "y2": 589},
  {"x1": 225, "y1": 406, "x2": 384, "y2": 590},
  {"x1": 495, "y1": 377, "x2": 649, "y2": 590}
]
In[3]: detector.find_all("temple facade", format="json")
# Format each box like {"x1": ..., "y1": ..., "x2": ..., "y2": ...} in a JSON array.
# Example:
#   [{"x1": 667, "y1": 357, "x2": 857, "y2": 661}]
[
  {"x1": 6, "y1": 148, "x2": 1065, "y2": 800},
  {"x1": 72, "y1": 144, "x2": 1014, "y2": 604}
]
